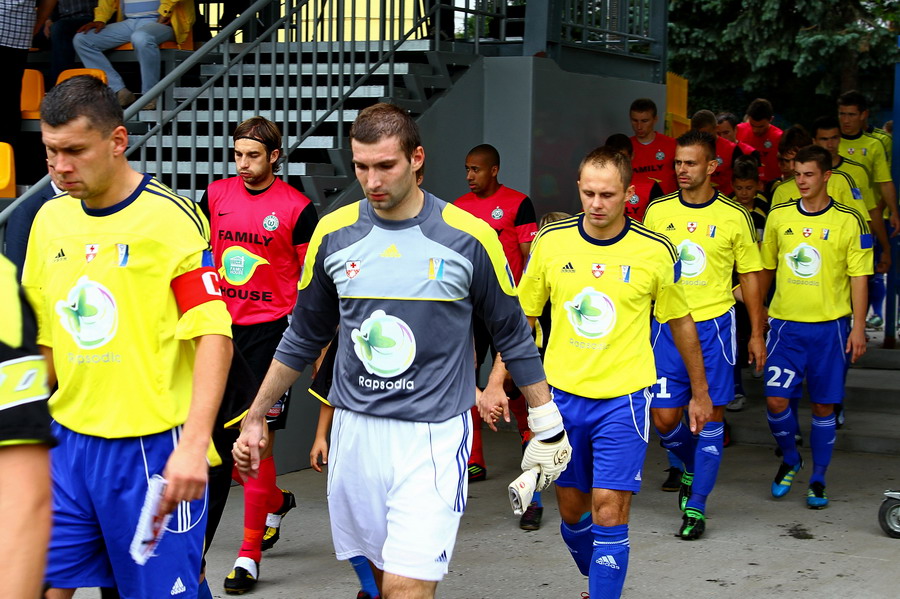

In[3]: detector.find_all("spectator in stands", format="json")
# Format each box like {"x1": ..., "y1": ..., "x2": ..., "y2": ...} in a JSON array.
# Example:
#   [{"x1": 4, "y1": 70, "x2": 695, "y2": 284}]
[
  {"x1": 73, "y1": 0, "x2": 194, "y2": 109},
  {"x1": 0, "y1": 0, "x2": 55, "y2": 149},
  {"x1": 35, "y1": 0, "x2": 99, "y2": 85}
]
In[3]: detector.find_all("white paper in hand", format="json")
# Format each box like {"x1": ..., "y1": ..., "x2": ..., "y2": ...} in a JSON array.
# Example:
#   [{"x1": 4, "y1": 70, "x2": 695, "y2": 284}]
[
  {"x1": 129, "y1": 474, "x2": 172, "y2": 565},
  {"x1": 507, "y1": 467, "x2": 540, "y2": 515}
]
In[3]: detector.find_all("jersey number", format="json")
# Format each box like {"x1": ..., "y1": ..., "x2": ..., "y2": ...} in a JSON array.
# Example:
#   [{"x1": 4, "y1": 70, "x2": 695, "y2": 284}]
[
  {"x1": 655, "y1": 377, "x2": 672, "y2": 399},
  {"x1": 0, "y1": 356, "x2": 49, "y2": 409},
  {"x1": 766, "y1": 366, "x2": 797, "y2": 389}
]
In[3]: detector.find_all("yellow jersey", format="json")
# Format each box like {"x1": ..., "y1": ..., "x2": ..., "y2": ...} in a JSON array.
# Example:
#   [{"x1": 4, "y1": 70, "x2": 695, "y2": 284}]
[
  {"x1": 761, "y1": 199, "x2": 873, "y2": 322},
  {"x1": 22, "y1": 175, "x2": 233, "y2": 438},
  {"x1": 771, "y1": 175, "x2": 869, "y2": 219},
  {"x1": 518, "y1": 215, "x2": 689, "y2": 398},
  {"x1": 643, "y1": 191, "x2": 762, "y2": 322}
]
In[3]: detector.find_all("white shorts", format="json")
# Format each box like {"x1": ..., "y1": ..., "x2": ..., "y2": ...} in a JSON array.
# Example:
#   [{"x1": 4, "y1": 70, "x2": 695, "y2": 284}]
[{"x1": 327, "y1": 408, "x2": 472, "y2": 581}]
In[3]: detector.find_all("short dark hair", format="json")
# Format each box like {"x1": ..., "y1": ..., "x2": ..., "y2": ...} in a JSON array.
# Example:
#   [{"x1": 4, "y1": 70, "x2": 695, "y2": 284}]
[
  {"x1": 578, "y1": 146, "x2": 633, "y2": 188},
  {"x1": 746, "y1": 98, "x2": 774, "y2": 121},
  {"x1": 716, "y1": 112, "x2": 739, "y2": 128},
  {"x1": 604, "y1": 133, "x2": 632, "y2": 158},
  {"x1": 676, "y1": 129, "x2": 717, "y2": 162},
  {"x1": 793, "y1": 145, "x2": 832, "y2": 175},
  {"x1": 690, "y1": 109, "x2": 717, "y2": 131},
  {"x1": 349, "y1": 102, "x2": 421, "y2": 159},
  {"x1": 778, "y1": 125, "x2": 812, "y2": 155},
  {"x1": 732, "y1": 156, "x2": 760, "y2": 182},
  {"x1": 630, "y1": 98, "x2": 658, "y2": 117},
  {"x1": 812, "y1": 115, "x2": 840, "y2": 138},
  {"x1": 838, "y1": 90, "x2": 868, "y2": 112},
  {"x1": 466, "y1": 143, "x2": 500, "y2": 168},
  {"x1": 40, "y1": 75, "x2": 123, "y2": 135},
  {"x1": 234, "y1": 116, "x2": 282, "y2": 173}
]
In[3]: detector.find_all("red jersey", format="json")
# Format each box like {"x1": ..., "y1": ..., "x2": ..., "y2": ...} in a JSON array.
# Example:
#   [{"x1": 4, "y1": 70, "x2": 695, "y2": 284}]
[
  {"x1": 454, "y1": 185, "x2": 537, "y2": 282},
  {"x1": 711, "y1": 136, "x2": 738, "y2": 197},
  {"x1": 630, "y1": 133, "x2": 677, "y2": 194},
  {"x1": 627, "y1": 179, "x2": 663, "y2": 222},
  {"x1": 736, "y1": 122, "x2": 783, "y2": 183},
  {"x1": 202, "y1": 177, "x2": 318, "y2": 325}
]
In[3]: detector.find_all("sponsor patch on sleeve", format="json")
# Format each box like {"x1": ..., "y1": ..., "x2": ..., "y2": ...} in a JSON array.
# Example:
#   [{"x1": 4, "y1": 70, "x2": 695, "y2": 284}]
[
  {"x1": 860, "y1": 233, "x2": 874, "y2": 250},
  {"x1": 673, "y1": 260, "x2": 682, "y2": 283},
  {"x1": 171, "y1": 266, "x2": 223, "y2": 313}
]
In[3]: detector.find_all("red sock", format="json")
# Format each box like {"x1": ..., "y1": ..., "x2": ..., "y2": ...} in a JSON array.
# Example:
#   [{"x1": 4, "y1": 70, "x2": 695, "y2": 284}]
[
  {"x1": 509, "y1": 394, "x2": 530, "y2": 443},
  {"x1": 238, "y1": 456, "x2": 283, "y2": 562},
  {"x1": 468, "y1": 405, "x2": 484, "y2": 466}
]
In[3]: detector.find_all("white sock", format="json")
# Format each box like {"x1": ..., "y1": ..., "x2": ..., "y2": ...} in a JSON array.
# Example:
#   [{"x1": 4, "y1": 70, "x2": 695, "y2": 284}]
[{"x1": 234, "y1": 556, "x2": 258, "y2": 578}]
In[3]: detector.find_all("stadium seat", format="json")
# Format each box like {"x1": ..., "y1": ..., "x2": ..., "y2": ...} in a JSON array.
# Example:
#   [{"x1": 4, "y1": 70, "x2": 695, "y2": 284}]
[
  {"x1": 0, "y1": 143, "x2": 15, "y2": 199},
  {"x1": 21, "y1": 69, "x2": 45, "y2": 120},
  {"x1": 115, "y1": 29, "x2": 194, "y2": 51},
  {"x1": 57, "y1": 68, "x2": 108, "y2": 85}
]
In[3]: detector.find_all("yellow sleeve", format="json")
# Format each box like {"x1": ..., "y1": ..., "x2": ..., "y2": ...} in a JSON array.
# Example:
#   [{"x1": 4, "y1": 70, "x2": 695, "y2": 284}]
[
  {"x1": 517, "y1": 235, "x2": 549, "y2": 317},
  {"x1": 93, "y1": 0, "x2": 118, "y2": 22},
  {"x1": 733, "y1": 209, "x2": 763, "y2": 273},
  {"x1": 651, "y1": 249, "x2": 690, "y2": 323},
  {"x1": 846, "y1": 217, "x2": 874, "y2": 278},
  {"x1": 871, "y1": 143, "x2": 891, "y2": 183},
  {"x1": 831, "y1": 177, "x2": 870, "y2": 221}
]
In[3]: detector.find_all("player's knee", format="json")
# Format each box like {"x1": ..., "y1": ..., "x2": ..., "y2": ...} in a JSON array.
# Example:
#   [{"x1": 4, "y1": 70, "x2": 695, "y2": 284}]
[
  {"x1": 651, "y1": 409, "x2": 681, "y2": 433},
  {"x1": 556, "y1": 487, "x2": 591, "y2": 524},
  {"x1": 766, "y1": 396, "x2": 789, "y2": 412},
  {"x1": 811, "y1": 403, "x2": 834, "y2": 417},
  {"x1": 591, "y1": 489, "x2": 630, "y2": 526}
]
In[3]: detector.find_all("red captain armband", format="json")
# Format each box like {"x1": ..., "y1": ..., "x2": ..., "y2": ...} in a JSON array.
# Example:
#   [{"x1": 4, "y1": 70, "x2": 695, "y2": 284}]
[{"x1": 171, "y1": 266, "x2": 223, "y2": 313}]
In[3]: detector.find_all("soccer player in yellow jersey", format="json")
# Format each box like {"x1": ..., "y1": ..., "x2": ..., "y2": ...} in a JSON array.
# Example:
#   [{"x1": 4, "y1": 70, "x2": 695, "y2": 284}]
[
  {"x1": 518, "y1": 146, "x2": 711, "y2": 597},
  {"x1": 643, "y1": 130, "x2": 766, "y2": 540},
  {"x1": 760, "y1": 145, "x2": 873, "y2": 509},
  {"x1": 812, "y1": 116, "x2": 890, "y2": 272},
  {"x1": 22, "y1": 76, "x2": 234, "y2": 599}
]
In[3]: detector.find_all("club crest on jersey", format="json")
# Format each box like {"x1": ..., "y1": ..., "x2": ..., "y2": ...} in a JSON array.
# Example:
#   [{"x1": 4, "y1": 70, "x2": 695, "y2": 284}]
[
  {"x1": 764, "y1": 140, "x2": 772, "y2": 148},
  {"x1": 848, "y1": 148, "x2": 855, "y2": 155},
  {"x1": 620, "y1": 265, "x2": 631, "y2": 283},
  {"x1": 428, "y1": 258, "x2": 445, "y2": 281},
  {"x1": 628, "y1": 194, "x2": 639, "y2": 205},
  {"x1": 85, "y1": 244, "x2": 99, "y2": 262},
  {"x1": 346, "y1": 260, "x2": 361, "y2": 279},
  {"x1": 655, "y1": 151, "x2": 665, "y2": 160},
  {"x1": 707, "y1": 225, "x2": 716, "y2": 238},
  {"x1": 116, "y1": 244, "x2": 129, "y2": 267},
  {"x1": 262, "y1": 212, "x2": 279, "y2": 231},
  {"x1": 803, "y1": 227, "x2": 813, "y2": 237},
  {"x1": 821, "y1": 229, "x2": 830, "y2": 240},
  {"x1": 592, "y1": 263, "x2": 605, "y2": 278},
  {"x1": 687, "y1": 222, "x2": 698, "y2": 233},
  {"x1": 491, "y1": 207, "x2": 504, "y2": 220},
  {"x1": 716, "y1": 156, "x2": 723, "y2": 165}
]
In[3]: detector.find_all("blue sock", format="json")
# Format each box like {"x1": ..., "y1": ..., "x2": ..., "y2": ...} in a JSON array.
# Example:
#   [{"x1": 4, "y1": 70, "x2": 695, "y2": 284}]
[
  {"x1": 686, "y1": 421, "x2": 724, "y2": 513},
  {"x1": 666, "y1": 450, "x2": 684, "y2": 471},
  {"x1": 789, "y1": 398, "x2": 801, "y2": 436},
  {"x1": 768, "y1": 407, "x2": 801, "y2": 465},
  {"x1": 197, "y1": 578, "x2": 213, "y2": 599},
  {"x1": 810, "y1": 413, "x2": 836, "y2": 485},
  {"x1": 871, "y1": 273, "x2": 886, "y2": 319},
  {"x1": 532, "y1": 490, "x2": 543, "y2": 508},
  {"x1": 560, "y1": 513, "x2": 593, "y2": 576},
  {"x1": 589, "y1": 524, "x2": 629, "y2": 599},
  {"x1": 350, "y1": 555, "x2": 379, "y2": 597},
  {"x1": 657, "y1": 421, "x2": 695, "y2": 472}
]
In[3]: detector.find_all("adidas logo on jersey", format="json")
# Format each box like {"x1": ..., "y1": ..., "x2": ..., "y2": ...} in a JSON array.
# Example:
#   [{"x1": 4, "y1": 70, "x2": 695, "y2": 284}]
[
  {"x1": 594, "y1": 555, "x2": 621, "y2": 570},
  {"x1": 381, "y1": 244, "x2": 402, "y2": 258},
  {"x1": 561, "y1": 262, "x2": 576, "y2": 273},
  {"x1": 53, "y1": 248, "x2": 67, "y2": 262},
  {"x1": 785, "y1": 228, "x2": 794, "y2": 236},
  {"x1": 700, "y1": 445, "x2": 720, "y2": 456},
  {"x1": 435, "y1": 550, "x2": 448, "y2": 563},
  {"x1": 170, "y1": 577, "x2": 186, "y2": 595},
  {"x1": 665, "y1": 223, "x2": 676, "y2": 231}
]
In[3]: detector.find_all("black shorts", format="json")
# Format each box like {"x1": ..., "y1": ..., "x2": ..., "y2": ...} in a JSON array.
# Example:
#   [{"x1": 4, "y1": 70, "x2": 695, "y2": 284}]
[
  {"x1": 309, "y1": 334, "x2": 339, "y2": 401},
  {"x1": 232, "y1": 317, "x2": 292, "y2": 430}
]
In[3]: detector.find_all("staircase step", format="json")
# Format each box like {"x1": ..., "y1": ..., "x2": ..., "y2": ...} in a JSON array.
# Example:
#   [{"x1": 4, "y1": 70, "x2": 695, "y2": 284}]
[
  {"x1": 172, "y1": 85, "x2": 386, "y2": 100},
  {"x1": 229, "y1": 40, "x2": 432, "y2": 54},
  {"x1": 138, "y1": 109, "x2": 359, "y2": 123},
  {"x1": 142, "y1": 136, "x2": 336, "y2": 150},
  {"x1": 143, "y1": 161, "x2": 334, "y2": 176},
  {"x1": 200, "y1": 62, "x2": 432, "y2": 77}
]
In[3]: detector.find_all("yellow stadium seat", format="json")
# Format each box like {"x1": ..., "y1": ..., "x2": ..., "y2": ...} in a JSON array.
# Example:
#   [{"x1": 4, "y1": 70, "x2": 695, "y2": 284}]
[
  {"x1": 21, "y1": 69, "x2": 45, "y2": 120},
  {"x1": 0, "y1": 143, "x2": 16, "y2": 199},
  {"x1": 57, "y1": 68, "x2": 108, "y2": 85}
]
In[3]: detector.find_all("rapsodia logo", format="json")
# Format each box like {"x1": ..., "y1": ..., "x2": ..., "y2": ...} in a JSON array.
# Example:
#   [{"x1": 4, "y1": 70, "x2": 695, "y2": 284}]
[
  {"x1": 785, "y1": 242, "x2": 821, "y2": 278},
  {"x1": 351, "y1": 310, "x2": 416, "y2": 377},
  {"x1": 56, "y1": 276, "x2": 118, "y2": 349},
  {"x1": 564, "y1": 286, "x2": 616, "y2": 339},
  {"x1": 677, "y1": 240, "x2": 706, "y2": 278}
]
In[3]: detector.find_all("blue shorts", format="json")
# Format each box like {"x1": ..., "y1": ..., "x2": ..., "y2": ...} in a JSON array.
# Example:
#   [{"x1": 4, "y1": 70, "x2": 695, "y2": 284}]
[
  {"x1": 650, "y1": 308, "x2": 736, "y2": 408},
  {"x1": 553, "y1": 387, "x2": 650, "y2": 493},
  {"x1": 765, "y1": 318, "x2": 850, "y2": 403},
  {"x1": 46, "y1": 423, "x2": 207, "y2": 598}
]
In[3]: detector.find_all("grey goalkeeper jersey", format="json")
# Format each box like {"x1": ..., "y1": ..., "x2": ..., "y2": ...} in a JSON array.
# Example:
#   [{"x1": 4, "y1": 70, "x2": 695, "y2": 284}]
[{"x1": 274, "y1": 191, "x2": 544, "y2": 422}]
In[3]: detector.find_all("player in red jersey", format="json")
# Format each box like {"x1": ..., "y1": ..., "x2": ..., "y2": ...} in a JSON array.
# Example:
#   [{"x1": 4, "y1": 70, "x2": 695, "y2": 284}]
[
  {"x1": 201, "y1": 117, "x2": 319, "y2": 594},
  {"x1": 736, "y1": 98, "x2": 784, "y2": 184},
  {"x1": 692, "y1": 109, "x2": 744, "y2": 197},
  {"x1": 716, "y1": 113, "x2": 759, "y2": 162},
  {"x1": 454, "y1": 144, "x2": 541, "y2": 528},
  {"x1": 629, "y1": 98, "x2": 677, "y2": 194},
  {"x1": 605, "y1": 133, "x2": 662, "y2": 221}
]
